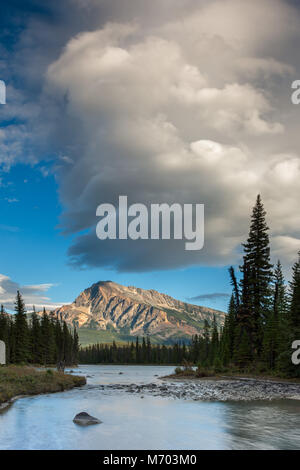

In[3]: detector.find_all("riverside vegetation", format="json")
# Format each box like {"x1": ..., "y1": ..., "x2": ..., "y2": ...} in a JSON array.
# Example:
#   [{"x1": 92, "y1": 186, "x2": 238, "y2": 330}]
[
  {"x1": 80, "y1": 196, "x2": 300, "y2": 379},
  {"x1": 0, "y1": 366, "x2": 85, "y2": 407},
  {"x1": 0, "y1": 292, "x2": 80, "y2": 366},
  {"x1": 0, "y1": 292, "x2": 83, "y2": 406}
]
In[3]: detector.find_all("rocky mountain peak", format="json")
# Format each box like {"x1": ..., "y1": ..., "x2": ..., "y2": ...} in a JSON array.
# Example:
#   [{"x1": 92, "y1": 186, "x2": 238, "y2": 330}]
[{"x1": 52, "y1": 281, "x2": 225, "y2": 343}]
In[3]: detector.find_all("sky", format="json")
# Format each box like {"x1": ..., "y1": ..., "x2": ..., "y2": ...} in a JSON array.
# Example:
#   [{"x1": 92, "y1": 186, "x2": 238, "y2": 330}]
[{"x1": 0, "y1": 0, "x2": 300, "y2": 312}]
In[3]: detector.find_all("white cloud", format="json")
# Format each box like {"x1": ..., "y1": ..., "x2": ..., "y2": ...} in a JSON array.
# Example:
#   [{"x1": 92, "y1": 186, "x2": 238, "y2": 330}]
[
  {"x1": 44, "y1": 4, "x2": 300, "y2": 271},
  {"x1": 3, "y1": 0, "x2": 300, "y2": 272},
  {"x1": 0, "y1": 274, "x2": 66, "y2": 311}
]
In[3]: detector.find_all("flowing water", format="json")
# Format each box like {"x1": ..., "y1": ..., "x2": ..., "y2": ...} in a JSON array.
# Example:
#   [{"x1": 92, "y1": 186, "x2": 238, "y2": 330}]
[{"x1": 0, "y1": 365, "x2": 299, "y2": 450}]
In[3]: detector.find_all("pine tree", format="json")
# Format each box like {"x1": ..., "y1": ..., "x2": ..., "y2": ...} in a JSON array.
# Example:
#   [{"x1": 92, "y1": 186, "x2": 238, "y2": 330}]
[
  {"x1": 289, "y1": 252, "x2": 300, "y2": 336},
  {"x1": 62, "y1": 321, "x2": 72, "y2": 364},
  {"x1": 240, "y1": 194, "x2": 273, "y2": 357},
  {"x1": 221, "y1": 295, "x2": 236, "y2": 366},
  {"x1": 276, "y1": 253, "x2": 300, "y2": 377},
  {"x1": 229, "y1": 266, "x2": 240, "y2": 309},
  {"x1": 210, "y1": 315, "x2": 219, "y2": 365},
  {"x1": 14, "y1": 291, "x2": 30, "y2": 363},
  {"x1": 203, "y1": 319, "x2": 210, "y2": 366},
  {"x1": 262, "y1": 312, "x2": 277, "y2": 370},
  {"x1": 234, "y1": 326, "x2": 252, "y2": 369},
  {"x1": 41, "y1": 308, "x2": 56, "y2": 364},
  {"x1": 141, "y1": 337, "x2": 147, "y2": 363},
  {"x1": 273, "y1": 261, "x2": 288, "y2": 319},
  {"x1": 30, "y1": 306, "x2": 43, "y2": 364},
  {"x1": 236, "y1": 259, "x2": 254, "y2": 363},
  {"x1": 72, "y1": 328, "x2": 80, "y2": 365},
  {"x1": 146, "y1": 335, "x2": 151, "y2": 362},
  {"x1": 263, "y1": 261, "x2": 288, "y2": 370},
  {"x1": 135, "y1": 336, "x2": 140, "y2": 363},
  {"x1": 54, "y1": 317, "x2": 63, "y2": 362}
]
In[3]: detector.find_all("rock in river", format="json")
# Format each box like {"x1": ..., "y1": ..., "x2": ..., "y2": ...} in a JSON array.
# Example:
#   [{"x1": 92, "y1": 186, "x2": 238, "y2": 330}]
[{"x1": 73, "y1": 412, "x2": 102, "y2": 426}]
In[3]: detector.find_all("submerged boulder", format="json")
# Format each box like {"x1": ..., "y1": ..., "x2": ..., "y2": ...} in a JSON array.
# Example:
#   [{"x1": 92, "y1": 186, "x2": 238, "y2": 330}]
[{"x1": 73, "y1": 412, "x2": 102, "y2": 426}]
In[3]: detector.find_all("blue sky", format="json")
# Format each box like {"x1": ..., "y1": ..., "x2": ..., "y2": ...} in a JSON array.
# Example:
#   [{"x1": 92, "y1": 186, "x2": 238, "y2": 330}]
[{"x1": 1, "y1": 0, "x2": 300, "y2": 312}]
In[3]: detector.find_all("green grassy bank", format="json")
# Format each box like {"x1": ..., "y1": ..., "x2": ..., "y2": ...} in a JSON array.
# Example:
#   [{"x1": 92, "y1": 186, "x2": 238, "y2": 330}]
[
  {"x1": 168, "y1": 364, "x2": 300, "y2": 383},
  {"x1": 0, "y1": 366, "x2": 86, "y2": 407}
]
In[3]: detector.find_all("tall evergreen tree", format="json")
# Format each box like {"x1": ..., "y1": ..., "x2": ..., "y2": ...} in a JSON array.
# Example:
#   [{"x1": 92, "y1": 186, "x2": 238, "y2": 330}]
[
  {"x1": 235, "y1": 260, "x2": 253, "y2": 363},
  {"x1": 289, "y1": 252, "x2": 300, "y2": 335},
  {"x1": 41, "y1": 308, "x2": 56, "y2": 364},
  {"x1": 273, "y1": 261, "x2": 287, "y2": 318},
  {"x1": 14, "y1": 291, "x2": 30, "y2": 363},
  {"x1": 240, "y1": 194, "x2": 273, "y2": 356},
  {"x1": 30, "y1": 306, "x2": 43, "y2": 364},
  {"x1": 263, "y1": 261, "x2": 288, "y2": 370},
  {"x1": 203, "y1": 319, "x2": 210, "y2": 365},
  {"x1": 221, "y1": 295, "x2": 236, "y2": 365},
  {"x1": 229, "y1": 266, "x2": 240, "y2": 309},
  {"x1": 210, "y1": 315, "x2": 219, "y2": 365}
]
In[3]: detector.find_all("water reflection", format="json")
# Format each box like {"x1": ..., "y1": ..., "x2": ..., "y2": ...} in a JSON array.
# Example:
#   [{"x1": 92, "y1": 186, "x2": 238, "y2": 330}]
[
  {"x1": 221, "y1": 400, "x2": 300, "y2": 450},
  {"x1": 0, "y1": 365, "x2": 299, "y2": 450}
]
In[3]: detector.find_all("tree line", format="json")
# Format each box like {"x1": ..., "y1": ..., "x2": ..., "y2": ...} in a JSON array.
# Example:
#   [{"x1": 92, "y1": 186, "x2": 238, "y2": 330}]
[
  {"x1": 217, "y1": 195, "x2": 300, "y2": 377},
  {"x1": 80, "y1": 196, "x2": 300, "y2": 378},
  {"x1": 1, "y1": 195, "x2": 299, "y2": 376},
  {"x1": 190, "y1": 195, "x2": 300, "y2": 377},
  {"x1": 0, "y1": 291, "x2": 79, "y2": 365},
  {"x1": 79, "y1": 336, "x2": 189, "y2": 364}
]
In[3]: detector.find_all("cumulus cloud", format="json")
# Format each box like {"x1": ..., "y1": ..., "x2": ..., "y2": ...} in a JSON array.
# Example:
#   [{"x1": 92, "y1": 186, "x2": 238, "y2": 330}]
[
  {"x1": 0, "y1": 274, "x2": 66, "y2": 311},
  {"x1": 3, "y1": 0, "x2": 300, "y2": 272}
]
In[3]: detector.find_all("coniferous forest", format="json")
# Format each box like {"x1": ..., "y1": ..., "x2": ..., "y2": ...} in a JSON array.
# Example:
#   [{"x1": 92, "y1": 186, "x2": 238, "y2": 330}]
[
  {"x1": 80, "y1": 195, "x2": 300, "y2": 378},
  {"x1": 1, "y1": 196, "x2": 299, "y2": 377},
  {"x1": 0, "y1": 291, "x2": 79, "y2": 365}
]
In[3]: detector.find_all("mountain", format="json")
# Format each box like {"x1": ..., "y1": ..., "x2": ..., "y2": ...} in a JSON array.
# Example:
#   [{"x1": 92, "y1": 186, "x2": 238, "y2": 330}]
[{"x1": 50, "y1": 281, "x2": 225, "y2": 345}]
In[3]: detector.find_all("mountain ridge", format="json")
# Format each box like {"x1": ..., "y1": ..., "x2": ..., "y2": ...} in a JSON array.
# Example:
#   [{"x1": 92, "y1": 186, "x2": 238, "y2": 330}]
[{"x1": 49, "y1": 280, "x2": 225, "y2": 344}]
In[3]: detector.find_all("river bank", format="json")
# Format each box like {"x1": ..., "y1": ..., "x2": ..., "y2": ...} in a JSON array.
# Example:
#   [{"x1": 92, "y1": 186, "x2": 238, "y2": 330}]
[
  {"x1": 91, "y1": 375, "x2": 300, "y2": 401},
  {"x1": 0, "y1": 366, "x2": 86, "y2": 411}
]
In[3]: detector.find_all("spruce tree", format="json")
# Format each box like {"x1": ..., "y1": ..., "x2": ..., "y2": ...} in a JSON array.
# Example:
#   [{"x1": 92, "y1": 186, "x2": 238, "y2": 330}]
[
  {"x1": 262, "y1": 312, "x2": 277, "y2": 370},
  {"x1": 203, "y1": 319, "x2": 210, "y2": 366},
  {"x1": 229, "y1": 266, "x2": 240, "y2": 309},
  {"x1": 41, "y1": 308, "x2": 56, "y2": 364},
  {"x1": 72, "y1": 328, "x2": 80, "y2": 365},
  {"x1": 30, "y1": 306, "x2": 43, "y2": 364},
  {"x1": 62, "y1": 321, "x2": 71, "y2": 364},
  {"x1": 225, "y1": 295, "x2": 236, "y2": 364},
  {"x1": 263, "y1": 261, "x2": 288, "y2": 370},
  {"x1": 14, "y1": 291, "x2": 30, "y2": 363},
  {"x1": 236, "y1": 260, "x2": 254, "y2": 363},
  {"x1": 210, "y1": 315, "x2": 219, "y2": 365},
  {"x1": 273, "y1": 261, "x2": 287, "y2": 319},
  {"x1": 289, "y1": 252, "x2": 300, "y2": 335},
  {"x1": 277, "y1": 253, "x2": 300, "y2": 377},
  {"x1": 240, "y1": 194, "x2": 273, "y2": 357}
]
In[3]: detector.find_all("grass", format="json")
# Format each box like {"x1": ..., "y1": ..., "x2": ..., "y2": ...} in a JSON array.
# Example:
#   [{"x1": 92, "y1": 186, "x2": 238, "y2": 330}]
[
  {"x1": 0, "y1": 366, "x2": 86, "y2": 406},
  {"x1": 167, "y1": 364, "x2": 300, "y2": 382},
  {"x1": 78, "y1": 328, "x2": 173, "y2": 346},
  {"x1": 78, "y1": 328, "x2": 137, "y2": 346}
]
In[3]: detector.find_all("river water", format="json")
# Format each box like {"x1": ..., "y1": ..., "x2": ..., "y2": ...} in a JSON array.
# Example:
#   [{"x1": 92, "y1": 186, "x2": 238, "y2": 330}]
[{"x1": 0, "y1": 365, "x2": 299, "y2": 450}]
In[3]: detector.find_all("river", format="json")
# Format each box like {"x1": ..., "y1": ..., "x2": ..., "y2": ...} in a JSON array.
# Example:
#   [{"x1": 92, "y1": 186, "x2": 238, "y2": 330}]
[{"x1": 0, "y1": 365, "x2": 299, "y2": 450}]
